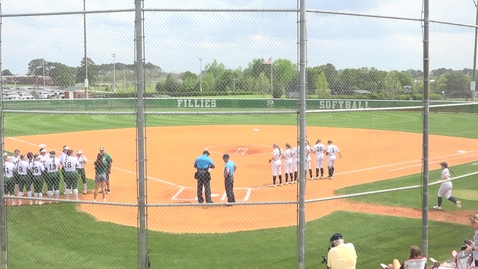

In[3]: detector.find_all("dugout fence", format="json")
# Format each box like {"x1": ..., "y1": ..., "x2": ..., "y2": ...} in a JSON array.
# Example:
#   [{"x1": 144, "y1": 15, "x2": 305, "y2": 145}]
[{"x1": 0, "y1": 1, "x2": 478, "y2": 269}]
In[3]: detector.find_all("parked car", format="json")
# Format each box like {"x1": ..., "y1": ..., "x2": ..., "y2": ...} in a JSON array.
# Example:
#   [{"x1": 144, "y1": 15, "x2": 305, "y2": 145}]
[{"x1": 18, "y1": 92, "x2": 34, "y2": 100}]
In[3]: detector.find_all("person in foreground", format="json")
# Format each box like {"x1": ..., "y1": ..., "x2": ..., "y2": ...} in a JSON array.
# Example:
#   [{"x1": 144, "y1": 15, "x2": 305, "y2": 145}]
[
  {"x1": 327, "y1": 233, "x2": 357, "y2": 269},
  {"x1": 386, "y1": 245, "x2": 426, "y2": 269}
]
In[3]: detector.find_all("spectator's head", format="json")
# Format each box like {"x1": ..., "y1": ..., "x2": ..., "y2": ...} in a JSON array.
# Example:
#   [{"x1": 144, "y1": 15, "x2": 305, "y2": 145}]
[
  {"x1": 285, "y1": 143, "x2": 290, "y2": 149},
  {"x1": 409, "y1": 245, "x2": 422, "y2": 259},
  {"x1": 470, "y1": 214, "x2": 478, "y2": 229},
  {"x1": 330, "y1": 233, "x2": 344, "y2": 247}
]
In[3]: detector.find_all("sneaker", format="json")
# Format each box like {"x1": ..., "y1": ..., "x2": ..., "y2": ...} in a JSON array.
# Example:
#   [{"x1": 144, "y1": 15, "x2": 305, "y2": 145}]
[
  {"x1": 11, "y1": 202, "x2": 16, "y2": 206},
  {"x1": 35, "y1": 201, "x2": 39, "y2": 205},
  {"x1": 102, "y1": 198, "x2": 107, "y2": 202},
  {"x1": 83, "y1": 190, "x2": 87, "y2": 194},
  {"x1": 319, "y1": 176, "x2": 323, "y2": 179},
  {"x1": 38, "y1": 201, "x2": 44, "y2": 205},
  {"x1": 29, "y1": 201, "x2": 33, "y2": 206},
  {"x1": 272, "y1": 184, "x2": 276, "y2": 187},
  {"x1": 457, "y1": 201, "x2": 462, "y2": 208},
  {"x1": 432, "y1": 205, "x2": 441, "y2": 210},
  {"x1": 106, "y1": 189, "x2": 111, "y2": 194},
  {"x1": 93, "y1": 199, "x2": 96, "y2": 202}
]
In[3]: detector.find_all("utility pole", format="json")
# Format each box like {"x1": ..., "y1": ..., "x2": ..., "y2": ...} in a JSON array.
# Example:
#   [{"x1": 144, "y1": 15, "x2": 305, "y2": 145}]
[
  {"x1": 472, "y1": 0, "x2": 478, "y2": 102},
  {"x1": 112, "y1": 53, "x2": 116, "y2": 93},
  {"x1": 199, "y1": 58, "x2": 203, "y2": 92},
  {"x1": 84, "y1": 0, "x2": 88, "y2": 98}
]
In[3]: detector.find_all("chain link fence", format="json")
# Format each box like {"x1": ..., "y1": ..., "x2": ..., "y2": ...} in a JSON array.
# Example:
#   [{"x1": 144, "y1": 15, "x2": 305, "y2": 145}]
[{"x1": 1, "y1": 1, "x2": 478, "y2": 268}]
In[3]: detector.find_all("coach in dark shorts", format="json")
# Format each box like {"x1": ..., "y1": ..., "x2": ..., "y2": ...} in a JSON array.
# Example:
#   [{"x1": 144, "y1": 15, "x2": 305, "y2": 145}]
[{"x1": 194, "y1": 150, "x2": 215, "y2": 203}]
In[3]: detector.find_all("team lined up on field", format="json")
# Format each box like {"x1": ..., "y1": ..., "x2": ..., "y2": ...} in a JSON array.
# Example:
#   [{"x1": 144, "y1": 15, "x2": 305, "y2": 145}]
[
  {"x1": 268, "y1": 139, "x2": 342, "y2": 186},
  {"x1": 2, "y1": 145, "x2": 113, "y2": 205}
]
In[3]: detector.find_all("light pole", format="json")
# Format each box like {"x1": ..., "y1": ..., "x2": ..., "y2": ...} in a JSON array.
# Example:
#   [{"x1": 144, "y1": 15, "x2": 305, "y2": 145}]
[
  {"x1": 84, "y1": 0, "x2": 88, "y2": 98},
  {"x1": 199, "y1": 58, "x2": 203, "y2": 92},
  {"x1": 42, "y1": 59, "x2": 46, "y2": 88},
  {"x1": 472, "y1": 0, "x2": 478, "y2": 102},
  {"x1": 112, "y1": 53, "x2": 116, "y2": 93},
  {"x1": 123, "y1": 66, "x2": 126, "y2": 92}
]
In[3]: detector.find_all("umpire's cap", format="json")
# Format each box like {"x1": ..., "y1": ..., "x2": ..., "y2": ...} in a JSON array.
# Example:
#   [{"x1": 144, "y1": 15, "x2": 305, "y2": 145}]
[
  {"x1": 203, "y1": 150, "x2": 210, "y2": 156},
  {"x1": 330, "y1": 233, "x2": 343, "y2": 242},
  {"x1": 439, "y1": 162, "x2": 448, "y2": 167}
]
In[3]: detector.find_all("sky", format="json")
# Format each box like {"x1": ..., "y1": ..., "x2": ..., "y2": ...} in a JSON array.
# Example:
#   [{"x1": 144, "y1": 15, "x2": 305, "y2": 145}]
[{"x1": 1, "y1": 0, "x2": 478, "y2": 75}]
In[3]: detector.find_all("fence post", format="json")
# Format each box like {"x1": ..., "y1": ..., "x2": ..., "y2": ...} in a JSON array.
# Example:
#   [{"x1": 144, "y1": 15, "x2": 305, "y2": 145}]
[{"x1": 135, "y1": 1, "x2": 148, "y2": 268}]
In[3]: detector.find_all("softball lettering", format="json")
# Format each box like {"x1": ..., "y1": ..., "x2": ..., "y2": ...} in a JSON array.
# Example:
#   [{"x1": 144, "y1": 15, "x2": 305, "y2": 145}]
[
  {"x1": 177, "y1": 99, "x2": 217, "y2": 108},
  {"x1": 318, "y1": 100, "x2": 369, "y2": 109}
]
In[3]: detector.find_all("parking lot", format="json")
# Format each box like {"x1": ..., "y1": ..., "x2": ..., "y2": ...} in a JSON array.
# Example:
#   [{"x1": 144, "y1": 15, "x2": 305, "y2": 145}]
[{"x1": 2, "y1": 87, "x2": 64, "y2": 100}]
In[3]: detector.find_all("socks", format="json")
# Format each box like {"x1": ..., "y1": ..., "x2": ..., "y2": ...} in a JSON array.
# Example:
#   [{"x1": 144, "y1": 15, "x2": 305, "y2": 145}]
[
  {"x1": 278, "y1": 175, "x2": 282, "y2": 184},
  {"x1": 272, "y1": 176, "x2": 276, "y2": 185},
  {"x1": 438, "y1": 197, "x2": 443, "y2": 207},
  {"x1": 73, "y1": 189, "x2": 79, "y2": 200},
  {"x1": 320, "y1": 168, "x2": 324, "y2": 177},
  {"x1": 54, "y1": 190, "x2": 60, "y2": 199},
  {"x1": 65, "y1": 189, "x2": 71, "y2": 200},
  {"x1": 84, "y1": 183, "x2": 88, "y2": 192},
  {"x1": 448, "y1": 196, "x2": 457, "y2": 204},
  {"x1": 17, "y1": 191, "x2": 23, "y2": 205}
]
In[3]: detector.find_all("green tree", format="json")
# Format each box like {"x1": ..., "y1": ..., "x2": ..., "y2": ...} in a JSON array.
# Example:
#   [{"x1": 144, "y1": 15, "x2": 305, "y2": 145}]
[
  {"x1": 434, "y1": 71, "x2": 471, "y2": 98},
  {"x1": 315, "y1": 70, "x2": 329, "y2": 98},
  {"x1": 2, "y1": 69, "x2": 13, "y2": 76},
  {"x1": 272, "y1": 59, "x2": 297, "y2": 97},
  {"x1": 215, "y1": 70, "x2": 237, "y2": 93},
  {"x1": 27, "y1": 58, "x2": 47, "y2": 76},
  {"x1": 49, "y1": 62, "x2": 76, "y2": 87},
  {"x1": 76, "y1": 57, "x2": 99, "y2": 85},
  {"x1": 164, "y1": 74, "x2": 180, "y2": 94},
  {"x1": 180, "y1": 71, "x2": 199, "y2": 93},
  {"x1": 383, "y1": 70, "x2": 403, "y2": 97}
]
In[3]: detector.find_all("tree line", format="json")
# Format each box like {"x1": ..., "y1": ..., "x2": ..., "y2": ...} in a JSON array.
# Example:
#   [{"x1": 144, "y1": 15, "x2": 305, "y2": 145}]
[{"x1": 2, "y1": 58, "x2": 474, "y2": 99}]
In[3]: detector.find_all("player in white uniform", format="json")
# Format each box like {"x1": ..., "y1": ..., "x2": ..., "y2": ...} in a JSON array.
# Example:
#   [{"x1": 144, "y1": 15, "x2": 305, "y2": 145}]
[
  {"x1": 433, "y1": 162, "x2": 461, "y2": 210},
  {"x1": 312, "y1": 139, "x2": 326, "y2": 179},
  {"x1": 305, "y1": 141, "x2": 313, "y2": 179},
  {"x1": 45, "y1": 151, "x2": 61, "y2": 203},
  {"x1": 10, "y1": 149, "x2": 20, "y2": 195},
  {"x1": 282, "y1": 143, "x2": 295, "y2": 184},
  {"x1": 59, "y1": 146, "x2": 72, "y2": 195},
  {"x1": 63, "y1": 149, "x2": 80, "y2": 200},
  {"x1": 31, "y1": 155, "x2": 45, "y2": 205},
  {"x1": 16, "y1": 154, "x2": 32, "y2": 205},
  {"x1": 326, "y1": 140, "x2": 342, "y2": 179},
  {"x1": 76, "y1": 150, "x2": 88, "y2": 194},
  {"x1": 39, "y1": 148, "x2": 49, "y2": 195},
  {"x1": 3, "y1": 155, "x2": 16, "y2": 205},
  {"x1": 292, "y1": 144, "x2": 299, "y2": 183},
  {"x1": 268, "y1": 143, "x2": 282, "y2": 186}
]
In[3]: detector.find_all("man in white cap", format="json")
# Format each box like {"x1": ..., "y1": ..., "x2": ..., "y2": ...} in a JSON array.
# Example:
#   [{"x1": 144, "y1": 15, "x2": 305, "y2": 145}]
[{"x1": 76, "y1": 150, "x2": 88, "y2": 194}]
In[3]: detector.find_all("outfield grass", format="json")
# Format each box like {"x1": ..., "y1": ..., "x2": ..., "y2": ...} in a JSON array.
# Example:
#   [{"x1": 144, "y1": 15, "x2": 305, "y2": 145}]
[
  {"x1": 4, "y1": 111, "x2": 478, "y2": 138},
  {"x1": 3, "y1": 108, "x2": 478, "y2": 268}
]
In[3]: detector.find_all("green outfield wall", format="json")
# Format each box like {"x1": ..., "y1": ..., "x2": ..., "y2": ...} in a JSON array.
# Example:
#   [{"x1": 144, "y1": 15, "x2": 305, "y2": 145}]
[{"x1": 2, "y1": 98, "x2": 476, "y2": 112}]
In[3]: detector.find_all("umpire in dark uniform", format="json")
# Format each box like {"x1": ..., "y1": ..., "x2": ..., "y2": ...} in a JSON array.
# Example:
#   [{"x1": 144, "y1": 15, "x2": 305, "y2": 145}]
[{"x1": 194, "y1": 150, "x2": 215, "y2": 203}]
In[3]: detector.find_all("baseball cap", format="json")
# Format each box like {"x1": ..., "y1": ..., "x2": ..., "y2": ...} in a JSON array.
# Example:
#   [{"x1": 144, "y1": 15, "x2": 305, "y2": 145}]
[
  {"x1": 223, "y1": 153, "x2": 229, "y2": 159},
  {"x1": 203, "y1": 150, "x2": 210, "y2": 156},
  {"x1": 49, "y1": 150, "x2": 56, "y2": 156},
  {"x1": 34, "y1": 154, "x2": 40, "y2": 160},
  {"x1": 63, "y1": 146, "x2": 69, "y2": 150},
  {"x1": 77, "y1": 150, "x2": 83, "y2": 154},
  {"x1": 99, "y1": 147, "x2": 105, "y2": 151},
  {"x1": 40, "y1": 148, "x2": 47, "y2": 153},
  {"x1": 330, "y1": 233, "x2": 343, "y2": 242},
  {"x1": 439, "y1": 162, "x2": 448, "y2": 167}
]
